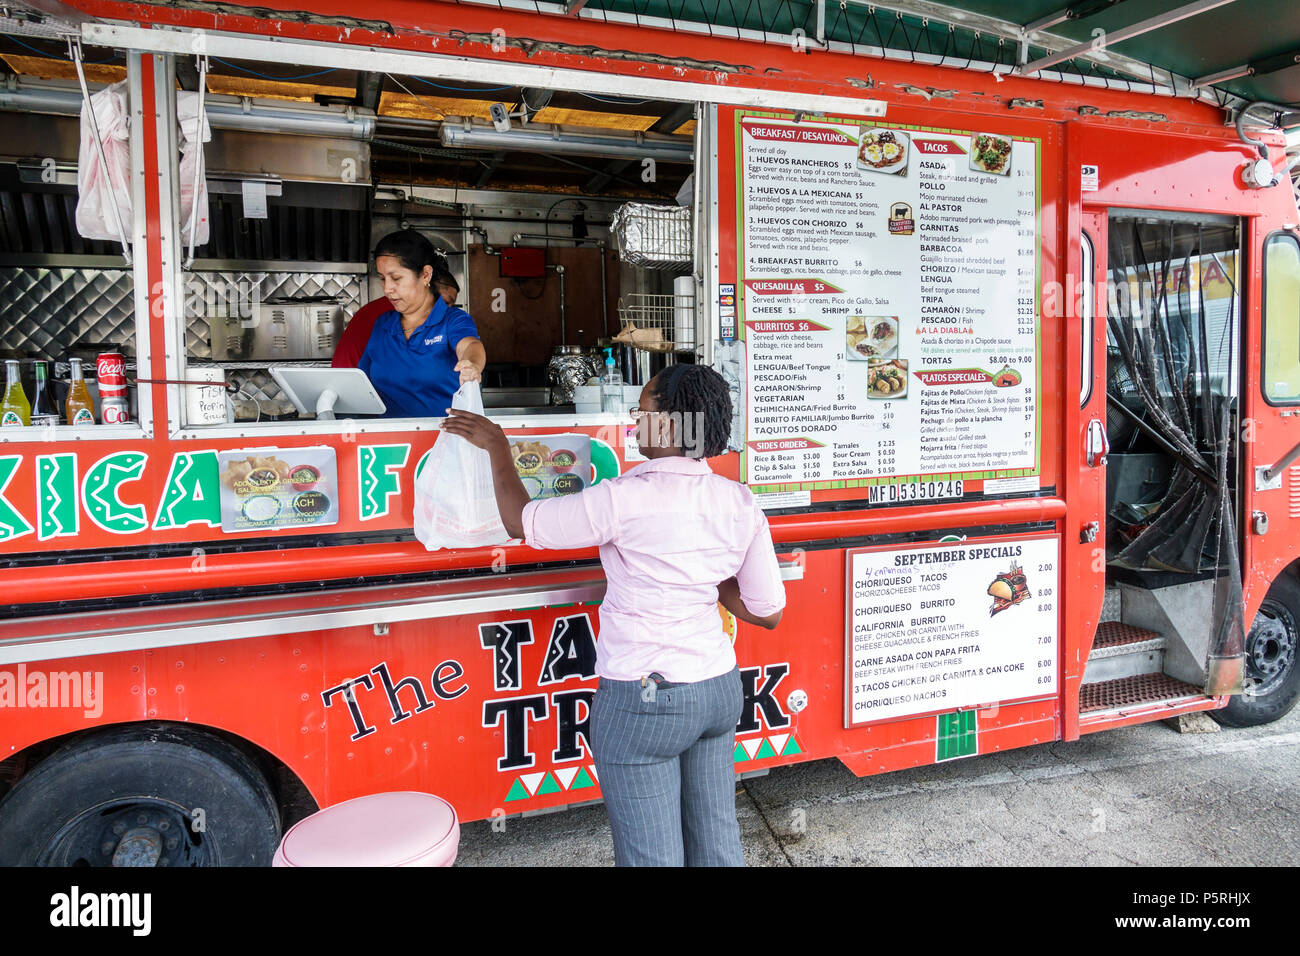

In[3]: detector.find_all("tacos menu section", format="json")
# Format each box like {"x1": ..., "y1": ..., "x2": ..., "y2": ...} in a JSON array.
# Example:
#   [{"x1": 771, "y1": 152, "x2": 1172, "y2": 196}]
[
  {"x1": 845, "y1": 535, "x2": 1059, "y2": 725},
  {"x1": 735, "y1": 112, "x2": 1040, "y2": 491}
]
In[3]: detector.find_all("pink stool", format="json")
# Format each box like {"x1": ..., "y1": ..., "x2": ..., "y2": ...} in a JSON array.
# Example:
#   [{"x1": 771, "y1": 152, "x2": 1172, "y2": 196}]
[{"x1": 273, "y1": 791, "x2": 460, "y2": 867}]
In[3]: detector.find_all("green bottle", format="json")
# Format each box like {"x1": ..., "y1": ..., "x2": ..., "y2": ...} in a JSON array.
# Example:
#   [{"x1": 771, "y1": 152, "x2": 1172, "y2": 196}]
[
  {"x1": 31, "y1": 361, "x2": 59, "y2": 428},
  {"x1": 1, "y1": 360, "x2": 30, "y2": 427}
]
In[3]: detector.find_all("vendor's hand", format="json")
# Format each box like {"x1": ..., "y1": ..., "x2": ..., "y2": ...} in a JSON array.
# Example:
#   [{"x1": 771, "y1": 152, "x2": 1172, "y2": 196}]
[
  {"x1": 442, "y1": 407, "x2": 508, "y2": 454},
  {"x1": 455, "y1": 359, "x2": 482, "y2": 385}
]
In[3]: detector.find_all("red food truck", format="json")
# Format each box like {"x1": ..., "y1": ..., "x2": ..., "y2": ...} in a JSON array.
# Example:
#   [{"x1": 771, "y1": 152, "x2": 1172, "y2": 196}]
[{"x1": 0, "y1": 0, "x2": 1298, "y2": 865}]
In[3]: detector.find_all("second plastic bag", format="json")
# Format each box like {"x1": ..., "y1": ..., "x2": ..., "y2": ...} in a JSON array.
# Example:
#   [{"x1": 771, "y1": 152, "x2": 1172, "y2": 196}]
[{"x1": 413, "y1": 382, "x2": 510, "y2": 551}]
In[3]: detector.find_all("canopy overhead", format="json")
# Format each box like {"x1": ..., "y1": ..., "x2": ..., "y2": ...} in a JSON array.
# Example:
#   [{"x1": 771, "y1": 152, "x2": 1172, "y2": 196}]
[
  {"x1": 4, "y1": 0, "x2": 1300, "y2": 111},
  {"x1": 526, "y1": 0, "x2": 1300, "y2": 110}
]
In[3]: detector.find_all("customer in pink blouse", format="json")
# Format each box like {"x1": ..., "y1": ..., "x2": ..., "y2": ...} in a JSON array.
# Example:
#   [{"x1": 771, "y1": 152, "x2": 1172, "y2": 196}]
[{"x1": 442, "y1": 364, "x2": 785, "y2": 866}]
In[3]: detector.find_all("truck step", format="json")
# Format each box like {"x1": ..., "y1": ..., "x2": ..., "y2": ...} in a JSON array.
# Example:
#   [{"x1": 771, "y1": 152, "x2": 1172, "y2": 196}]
[
  {"x1": 1083, "y1": 621, "x2": 1166, "y2": 684},
  {"x1": 1080, "y1": 672, "x2": 1206, "y2": 714}
]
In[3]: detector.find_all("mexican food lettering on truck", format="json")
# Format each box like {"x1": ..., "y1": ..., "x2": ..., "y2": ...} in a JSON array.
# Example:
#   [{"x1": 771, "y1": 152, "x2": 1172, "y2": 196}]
[
  {"x1": 0, "y1": 444, "x2": 412, "y2": 546},
  {"x1": 845, "y1": 534, "x2": 1060, "y2": 727},
  {"x1": 0, "y1": 434, "x2": 624, "y2": 551},
  {"x1": 730, "y1": 110, "x2": 1041, "y2": 494}
]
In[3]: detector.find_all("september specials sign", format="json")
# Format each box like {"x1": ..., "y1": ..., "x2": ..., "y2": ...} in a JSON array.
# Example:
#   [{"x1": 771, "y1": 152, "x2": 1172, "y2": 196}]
[
  {"x1": 845, "y1": 535, "x2": 1059, "y2": 725},
  {"x1": 734, "y1": 112, "x2": 1041, "y2": 492}
]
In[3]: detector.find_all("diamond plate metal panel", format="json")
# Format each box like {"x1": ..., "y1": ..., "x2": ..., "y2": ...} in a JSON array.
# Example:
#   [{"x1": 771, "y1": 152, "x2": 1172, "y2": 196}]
[
  {"x1": 1080, "y1": 673, "x2": 1204, "y2": 713},
  {"x1": 0, "y1": 267, "x2": 136, "y2": 357},
  {"x1": 185, "y1": 272, "x2": 365, "y2": 359}
]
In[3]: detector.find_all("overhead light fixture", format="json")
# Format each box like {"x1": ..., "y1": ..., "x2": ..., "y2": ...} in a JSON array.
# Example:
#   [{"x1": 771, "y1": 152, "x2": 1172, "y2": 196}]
[
  {"x1": 440, "y1": 120, "x2": 693, "y2": 163},
  {"x1": 0, "y1": 83, "x2": 375, "y2": 140}
]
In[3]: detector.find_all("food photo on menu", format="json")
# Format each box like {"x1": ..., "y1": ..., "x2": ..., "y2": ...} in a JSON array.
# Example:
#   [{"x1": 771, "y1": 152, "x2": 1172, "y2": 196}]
[
  {"x1": 846, "y1": 315, "x2": 899, "y2": 360},
  {"x1": 867, "y1": 358, "x2": 909, "y2": 399},
  {"x1": 970, "y1": 132, "x2": 1014, "y2": 175},
  {"x1": 857, "y1": 127, "x2": 909, "y2": 175}
]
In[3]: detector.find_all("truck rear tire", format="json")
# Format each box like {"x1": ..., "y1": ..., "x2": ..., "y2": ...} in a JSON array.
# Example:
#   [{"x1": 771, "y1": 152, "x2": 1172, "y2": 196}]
[
  {"x1": 1212, "y1": 575, "x2": 1300, "y2": 728},
  {"x1": 0, "y1": 723, "x2": 280, "y2": 866}
]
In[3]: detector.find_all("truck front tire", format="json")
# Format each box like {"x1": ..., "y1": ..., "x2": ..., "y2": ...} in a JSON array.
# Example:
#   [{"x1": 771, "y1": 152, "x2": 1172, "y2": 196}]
[
  {"x1": 1213, "y1": 575, "x2": 1300, "y2": 728},
  {"x1": 0, "y1": 723, "x2": 281, "y2": 866}
]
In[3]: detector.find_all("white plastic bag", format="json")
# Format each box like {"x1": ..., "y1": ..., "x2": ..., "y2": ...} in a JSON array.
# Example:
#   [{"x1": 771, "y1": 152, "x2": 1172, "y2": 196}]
[
  {"x1": 176, "y1": 90, "x2": 211, "y2": 246},
  {"x1": 75, "y1": 80, "x2": 132, "y2": 242},
  {"x1": 413, "y1": 383, "x2": 509, "y2": 551},
  {"x1": 75, "y1": 82, "x2": 211, "y2": 245}
]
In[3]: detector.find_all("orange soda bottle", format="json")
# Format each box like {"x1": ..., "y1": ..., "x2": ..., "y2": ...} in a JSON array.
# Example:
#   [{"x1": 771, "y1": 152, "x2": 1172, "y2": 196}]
[{"x1": 66, "y1": 358, "x2": 95, "y2": 425}]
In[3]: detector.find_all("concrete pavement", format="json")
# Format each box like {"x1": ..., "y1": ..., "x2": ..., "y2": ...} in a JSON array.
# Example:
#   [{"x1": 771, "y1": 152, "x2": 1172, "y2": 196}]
[{"x1": 453, "y1": 706, "x2": 1300, "y2": 866}]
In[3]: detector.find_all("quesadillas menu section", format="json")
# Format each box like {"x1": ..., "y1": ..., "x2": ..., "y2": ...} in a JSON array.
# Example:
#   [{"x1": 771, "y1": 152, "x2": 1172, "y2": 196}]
[{"x1": 735, "y1": 113, "x2": 1041, "y2": 492}]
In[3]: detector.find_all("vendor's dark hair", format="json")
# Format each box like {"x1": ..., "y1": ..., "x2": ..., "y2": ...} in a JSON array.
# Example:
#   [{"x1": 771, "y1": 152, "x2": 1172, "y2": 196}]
[
  {"x1": 372, "y1": 229, "x2": 447, "y2": 286},
  {"x1": 650, "y1": 363, "x2": 732, "y2": 459}
]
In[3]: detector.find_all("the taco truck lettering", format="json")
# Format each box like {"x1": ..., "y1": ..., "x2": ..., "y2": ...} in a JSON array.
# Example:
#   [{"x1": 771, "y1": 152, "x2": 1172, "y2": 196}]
[
  {"x1": 321, "y1": 658, "x2": 469, "y2": 741},
  {"x1": 321, "y1": 612, "x2": 792, "y2": 781},
  {"x1": 482, "y1": 660, "x2": 792, "y2": 772},
  {"x1": 0, "y1": 446, "x2": 421, "y2": 543}
]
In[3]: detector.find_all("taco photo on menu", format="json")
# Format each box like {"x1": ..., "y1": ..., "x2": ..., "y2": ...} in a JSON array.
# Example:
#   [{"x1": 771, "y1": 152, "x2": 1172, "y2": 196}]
[
  {"x1": 970, "y1": 132, "x2": 1013, "y2": 175},
  {"x1": 987, "y1": 563, "x2": 1032, "y2": 616}
]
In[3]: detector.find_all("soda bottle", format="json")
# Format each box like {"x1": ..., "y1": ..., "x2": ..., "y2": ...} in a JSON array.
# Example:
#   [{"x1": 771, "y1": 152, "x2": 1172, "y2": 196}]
[
  {"x1": 1, "y1": 360, "x2": 30, "y2": 427},
  {"x1": 31, "y1": 361, "x2": 59, "y2": 428},
  {"x1": 66, "y1": 358, "x2": 96, "y2": 425}
]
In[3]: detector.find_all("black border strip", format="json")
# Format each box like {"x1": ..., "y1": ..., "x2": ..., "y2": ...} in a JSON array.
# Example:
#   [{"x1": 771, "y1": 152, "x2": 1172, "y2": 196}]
[
  {"x1": 1, "y1": 490, "x2": 1058, "y2": 568},
  {"x1": 2, "y1": 520, "x2": 1057, "y2": 621}
]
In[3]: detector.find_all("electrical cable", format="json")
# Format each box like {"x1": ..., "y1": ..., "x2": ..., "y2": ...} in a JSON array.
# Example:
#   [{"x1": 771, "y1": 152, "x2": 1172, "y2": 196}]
[
  {"x1": 404, "y1": 74, "x2": 515, "y2": 94},
  {"x1": 3, "y1": 35, "x2": 119, "y2": 63},
  {"x1": 575, "y1": 92, "x2": 656, "y2": 106},
  {"x1": 210, "y1": 57, "x2": 337, "y2": 81}
]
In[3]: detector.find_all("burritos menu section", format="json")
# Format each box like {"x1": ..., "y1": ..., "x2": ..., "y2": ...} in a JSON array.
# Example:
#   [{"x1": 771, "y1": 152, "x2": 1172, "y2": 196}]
[
  {"x1": 734, "y1": 111, "x2": 1040, "y2": 491},
  {"x1": 845, "y1": 536, "x2": 1059, "y2": 725}
]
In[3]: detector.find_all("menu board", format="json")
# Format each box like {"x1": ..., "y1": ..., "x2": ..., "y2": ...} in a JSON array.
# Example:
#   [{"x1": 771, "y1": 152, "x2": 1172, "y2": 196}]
[
  {"x1": 845, "y1": 535, "x2": 1059, "y2": 725},
  {"x1": 218, "y1": 446, "x2": 339, "y2": 533},
  {"x1": 735, "y1": 112, "x2": 1040, "y2": 492}
]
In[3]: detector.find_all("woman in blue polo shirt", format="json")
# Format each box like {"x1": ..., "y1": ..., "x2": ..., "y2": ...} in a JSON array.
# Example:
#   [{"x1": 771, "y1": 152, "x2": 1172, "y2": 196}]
[{"x1": 358, "y1": 229, "x2": 485, "y2": 418}]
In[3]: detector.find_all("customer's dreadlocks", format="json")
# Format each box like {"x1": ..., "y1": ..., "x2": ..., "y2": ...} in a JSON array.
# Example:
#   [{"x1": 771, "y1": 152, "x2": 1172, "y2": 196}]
[{"x1": 650, "y1": 364, "x2": 732, "y2": 459}]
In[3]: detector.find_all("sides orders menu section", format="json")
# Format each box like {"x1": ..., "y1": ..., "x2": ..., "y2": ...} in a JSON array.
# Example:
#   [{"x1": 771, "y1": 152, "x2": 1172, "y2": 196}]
[{"x1": 733, "y1": 111, "x2": 1041, "y2": 495}]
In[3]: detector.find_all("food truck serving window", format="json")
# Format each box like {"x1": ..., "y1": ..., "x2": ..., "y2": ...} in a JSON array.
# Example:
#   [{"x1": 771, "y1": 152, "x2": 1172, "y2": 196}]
[
  {"x1": 1263, "y1": 232, "x2": 1300, "y2": 405},
  {"x1": 0, "y1": 52, "x2": 152, "y2": 442},
  {"x1": 152, "y1": 54, "x2": 698, "y2": 438}
]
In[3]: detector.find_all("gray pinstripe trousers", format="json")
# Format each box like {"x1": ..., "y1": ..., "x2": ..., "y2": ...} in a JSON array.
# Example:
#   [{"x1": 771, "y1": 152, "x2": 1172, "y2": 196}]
[{"x1": 590, "y1": 666, "x2": 745, "y2": 867}]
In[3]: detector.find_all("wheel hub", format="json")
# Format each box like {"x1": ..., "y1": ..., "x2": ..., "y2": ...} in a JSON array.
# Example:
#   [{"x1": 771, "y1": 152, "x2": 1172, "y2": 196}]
[
  {"x1": 39, "y1": 800, "x2": 205, "y2": 867},
  {"x1": 111, "y1": 826, "x2": 164, "y2": 867},
  {"x1": 1245, "y1": 601, "x2": 1297, "y2": 696}
]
